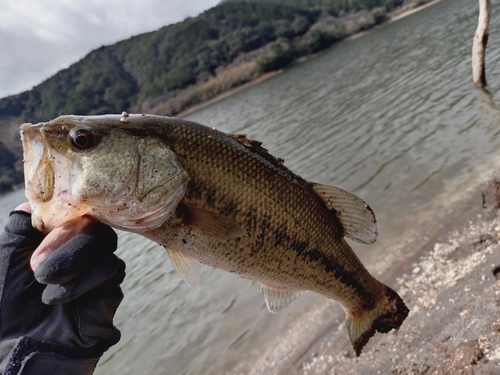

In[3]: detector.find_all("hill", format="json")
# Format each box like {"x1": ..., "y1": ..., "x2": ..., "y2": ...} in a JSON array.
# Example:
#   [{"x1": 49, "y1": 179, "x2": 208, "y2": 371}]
[
  {"x1": 0, "y1": 0, "x2": 431, "y2": 193},
  {"x1": 0, "y1": 3, "x2": 323, "y2": 123},
  {"x1": 219, "y1": 0, "x2": 405, "y2": 12}
]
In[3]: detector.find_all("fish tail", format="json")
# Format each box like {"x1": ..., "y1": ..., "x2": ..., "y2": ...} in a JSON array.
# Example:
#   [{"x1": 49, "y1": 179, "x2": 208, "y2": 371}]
[{"x1": 346, "y1": 284, "x2": 409, "y2": 356}]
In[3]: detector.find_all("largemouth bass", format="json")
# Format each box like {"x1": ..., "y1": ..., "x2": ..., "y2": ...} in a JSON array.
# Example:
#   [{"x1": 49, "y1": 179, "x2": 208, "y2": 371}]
[{"x1": 20, "y1": 113, "x2": 408, "y2": 355}]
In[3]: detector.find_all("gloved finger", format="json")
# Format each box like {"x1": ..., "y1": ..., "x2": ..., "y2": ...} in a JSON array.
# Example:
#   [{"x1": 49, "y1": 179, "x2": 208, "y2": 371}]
[
  {"x1": 30, "y1": 215, "x2": 97, "y2": 271},
  {"x1": 0, "y1": 211, "x2": 47, "y2": 334},
  {"x1": 76, "y1": 262, "x2": 126, "y2": 348},
  {"x1": 1, "y1": 211, "x2": 43, "y2": 250},
  {"x1": 34, "y1": 222, "x2": 117, "y2": 285},
  {"x1": 80, "y1": 258, "x2": 126, "y2": 303},
  {"x1": 41, "y1": 255, "x2": 125, "y2": 305}
]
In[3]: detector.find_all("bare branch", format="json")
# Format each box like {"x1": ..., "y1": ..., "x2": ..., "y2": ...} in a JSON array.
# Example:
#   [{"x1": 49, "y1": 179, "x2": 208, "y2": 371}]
[{"x1": 472, "y1": 0, "x2": 491, "y2": 88}]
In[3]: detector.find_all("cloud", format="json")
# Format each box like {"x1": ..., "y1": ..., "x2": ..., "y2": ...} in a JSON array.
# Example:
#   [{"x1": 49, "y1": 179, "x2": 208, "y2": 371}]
[{"x1": 0, "y1": 0, "x2": 220, "y2": 98}]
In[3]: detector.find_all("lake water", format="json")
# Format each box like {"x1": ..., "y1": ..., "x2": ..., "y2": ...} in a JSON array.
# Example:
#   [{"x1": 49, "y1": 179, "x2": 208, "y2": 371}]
[{"x1": 1, "y1": 0, "x2": 500, "y2": 373}]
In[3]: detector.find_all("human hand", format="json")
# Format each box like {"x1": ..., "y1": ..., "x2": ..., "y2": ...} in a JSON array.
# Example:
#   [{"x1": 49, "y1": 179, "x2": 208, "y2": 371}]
[{"x1": 0, "y1": 204, "x2": 125, "y2": 375}]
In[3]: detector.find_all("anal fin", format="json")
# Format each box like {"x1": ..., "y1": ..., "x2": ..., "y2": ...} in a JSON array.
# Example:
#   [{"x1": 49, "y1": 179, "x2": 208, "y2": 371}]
[
  {"x1": 166, "y1": 248, "x2": 202, "y2": 289},
  {"x1": 259, "y1": 283, "x2": 303, "y2": 313}
]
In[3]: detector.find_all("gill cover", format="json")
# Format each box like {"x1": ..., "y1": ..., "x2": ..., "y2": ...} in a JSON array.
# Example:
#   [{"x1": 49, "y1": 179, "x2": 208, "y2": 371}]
[{"x1": 21, "y1": 116, "x2": 189, "y2": 234}]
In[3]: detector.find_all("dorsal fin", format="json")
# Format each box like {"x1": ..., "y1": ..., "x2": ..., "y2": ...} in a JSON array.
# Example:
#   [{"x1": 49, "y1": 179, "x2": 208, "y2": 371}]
[
  {"x1": 230, "y1": 134, "x2": 287, "y2": 171},
  {"x1": 311, "y1": 182, "x2": 377, "y2": 244},
  {"x1": 259, "y1": 283, "x2": 304, "y2": 313}
]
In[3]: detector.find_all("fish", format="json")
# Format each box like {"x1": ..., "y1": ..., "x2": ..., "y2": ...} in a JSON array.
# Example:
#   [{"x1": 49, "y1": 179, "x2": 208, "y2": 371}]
[{"x1": 20, "y1": 113, "x2": 409, "y2": 356}]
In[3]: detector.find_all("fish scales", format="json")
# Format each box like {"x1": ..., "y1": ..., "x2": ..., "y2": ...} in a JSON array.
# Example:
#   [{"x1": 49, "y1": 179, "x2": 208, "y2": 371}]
[
  {"x1": 146, "y1": 120, "x2": 378, "y2": 308},
  {"x1": 20, "y1": 114, "x2": 409, "y2": 356}
]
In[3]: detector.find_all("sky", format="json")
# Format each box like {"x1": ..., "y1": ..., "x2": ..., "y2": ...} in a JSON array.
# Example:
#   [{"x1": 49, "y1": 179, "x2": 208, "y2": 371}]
[{"x1": 0, "y1": 0, "x2": 221, "y2": 99}]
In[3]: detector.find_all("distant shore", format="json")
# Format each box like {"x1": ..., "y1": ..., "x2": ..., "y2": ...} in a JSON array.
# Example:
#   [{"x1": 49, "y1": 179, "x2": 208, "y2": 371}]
[
  {"x1": 390, "y1": 0, "x2": 442, "y2": 23},
  {"x1": 177, "y1": 71, "x2": 279, "y2": 117},
  {"x1": 178, "y1": 0, "x2": 442, "y2": 119}
]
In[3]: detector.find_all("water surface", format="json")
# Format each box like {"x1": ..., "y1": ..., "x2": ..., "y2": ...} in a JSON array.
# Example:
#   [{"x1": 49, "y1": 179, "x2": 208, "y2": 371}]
[{"x1": 1, "y1": 0, "x2": 499, "y2": 373}]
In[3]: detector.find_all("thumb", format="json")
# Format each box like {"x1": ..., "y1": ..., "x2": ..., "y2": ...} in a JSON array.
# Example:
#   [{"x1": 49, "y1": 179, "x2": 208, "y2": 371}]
[
  {"x1": 30, "y1": 216, "x2": 97, "y2": 271},
  {"x1": 15, "y1": 202, "x2": 32, "y2": 213}
]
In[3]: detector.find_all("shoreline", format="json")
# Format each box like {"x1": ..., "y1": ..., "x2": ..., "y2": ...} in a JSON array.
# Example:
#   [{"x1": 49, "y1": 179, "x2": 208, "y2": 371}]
[
  {"x1": 301, "y1": 177, "x2": 500, "y2": 373},
  {"x1": 228, "y1": 167, "x2": 500, "y2": 374},
  {"x1": 390, "y1": 0, "x2": 442, "y2": 23},
  {"x1": 178, "y1": 0, "x2": 443, "y2": 119},
  {"x1": 177, "y1": 71, "x2": 280, "y2": 117}
]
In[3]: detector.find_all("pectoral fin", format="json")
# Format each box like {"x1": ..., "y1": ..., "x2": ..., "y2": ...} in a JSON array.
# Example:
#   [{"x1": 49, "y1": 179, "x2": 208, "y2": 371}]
[
  {"x1": 177, "y1": 204, "x2": 247, "y2": 238},
  {"x1": 311, "y1": 182, "x2": 377, "y2": 244},
  {"x1": 259, "y1": 283, "x2": 303, "y2": 313},
  {"x1": 166, "y1": 248, "x2": 202, "y2": 289}
]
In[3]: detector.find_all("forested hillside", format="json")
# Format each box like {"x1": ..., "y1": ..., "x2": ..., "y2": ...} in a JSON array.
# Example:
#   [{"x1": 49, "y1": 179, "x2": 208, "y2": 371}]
[
  {"x1": 0, "y1": 3, "x2": 322, "y2": 123},
  {"x1": 0, "y1": 0, "x2": 413, "y2": 124},
  {"x1": 220, "y1": 0, "x2": 405, "y2": 13},
  {"x1": 0, "y1": 0, "x2": 430, "y2": 193}
]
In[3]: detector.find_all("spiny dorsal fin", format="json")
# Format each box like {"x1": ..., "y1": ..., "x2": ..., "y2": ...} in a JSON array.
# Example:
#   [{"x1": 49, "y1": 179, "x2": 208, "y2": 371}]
[
  {"x1": 259, "y1": 283, "x2": 303, "y2": 313},
  {"x1": 166, "y1": 248, "x2": 202, "y2": 289},
  {"x1": 230, "y1": 134, "x2": 264, "y2": 149},
  {"x1": 177, "y1": 204, "x2": 247, "y2": 238},
  {"x1": 230, "y1": 134, "x2": 286, "y2": 169},
  {"x1": 311, "y1": 182, "x2": 377, "y2": 244}
]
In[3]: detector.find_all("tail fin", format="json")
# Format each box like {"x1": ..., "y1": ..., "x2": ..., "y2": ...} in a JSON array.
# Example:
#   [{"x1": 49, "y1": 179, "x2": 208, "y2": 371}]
[{"x1": 346, "y1": 285, "x2": 409, "y2": 356}]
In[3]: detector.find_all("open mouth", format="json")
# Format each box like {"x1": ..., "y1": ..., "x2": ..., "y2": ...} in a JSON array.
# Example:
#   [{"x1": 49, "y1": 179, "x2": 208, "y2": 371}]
[
  {"x1": 20, "y1": 122, "x2": 91, "y2": 234},
  {"x1": 21, "y1": 123, "x2": 55, "y2": 204}
]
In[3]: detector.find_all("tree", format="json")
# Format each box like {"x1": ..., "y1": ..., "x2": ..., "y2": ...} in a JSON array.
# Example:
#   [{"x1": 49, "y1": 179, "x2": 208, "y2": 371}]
[
  {"x1": 257, "y1": 37, "x2": 296, "y2": 72},
  {"x1": 472, "y1": 0, "x2": 491, "y2": 88}
]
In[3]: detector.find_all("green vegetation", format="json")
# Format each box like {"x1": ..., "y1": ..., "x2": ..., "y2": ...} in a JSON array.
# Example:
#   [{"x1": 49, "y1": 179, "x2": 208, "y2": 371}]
[
  {"x1": 0, "y1": 0, "x2": 425, "y2": 192},
  {"x1": 153, "y1": 61, "x2": 258, "y2": 115},
  {"x1": 220, "y1": 0, "x2": 406, "y2": 13},
  {"x1": 0, "y1": 0, "x2": 408, "y2": 124},
  {"x1": 0, "y1": 3, "x2": 323, "y2": 123}
]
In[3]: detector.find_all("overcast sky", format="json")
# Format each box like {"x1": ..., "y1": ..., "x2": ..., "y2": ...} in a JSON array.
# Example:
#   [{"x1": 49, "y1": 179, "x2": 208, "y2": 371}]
[{"x1": 0, "y1": 0, "x2": 221, "y2": 99}]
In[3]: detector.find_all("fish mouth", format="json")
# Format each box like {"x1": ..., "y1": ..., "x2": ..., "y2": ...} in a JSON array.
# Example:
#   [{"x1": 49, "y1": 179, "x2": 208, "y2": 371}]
[
  {"x1": 21, "y1": 123, "x2": 53, "y2": 203},
  {"x1": 21, "y1": 123, "x2": 44, "y2": 184},
  {"x1": 21, "y1": 122, "x2": 91, "y2": 234}
]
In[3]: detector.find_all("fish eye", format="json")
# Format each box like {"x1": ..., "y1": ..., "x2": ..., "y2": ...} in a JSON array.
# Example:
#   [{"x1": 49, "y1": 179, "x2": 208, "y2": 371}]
[{"x1": 70, "y1": 129, "x2": 98, "y2": 150}]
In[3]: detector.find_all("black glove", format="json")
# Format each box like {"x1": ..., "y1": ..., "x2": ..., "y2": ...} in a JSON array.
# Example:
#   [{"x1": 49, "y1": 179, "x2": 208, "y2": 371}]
[{"x1": 0, "y1": 210, "x2": 125, "y2": 375}]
